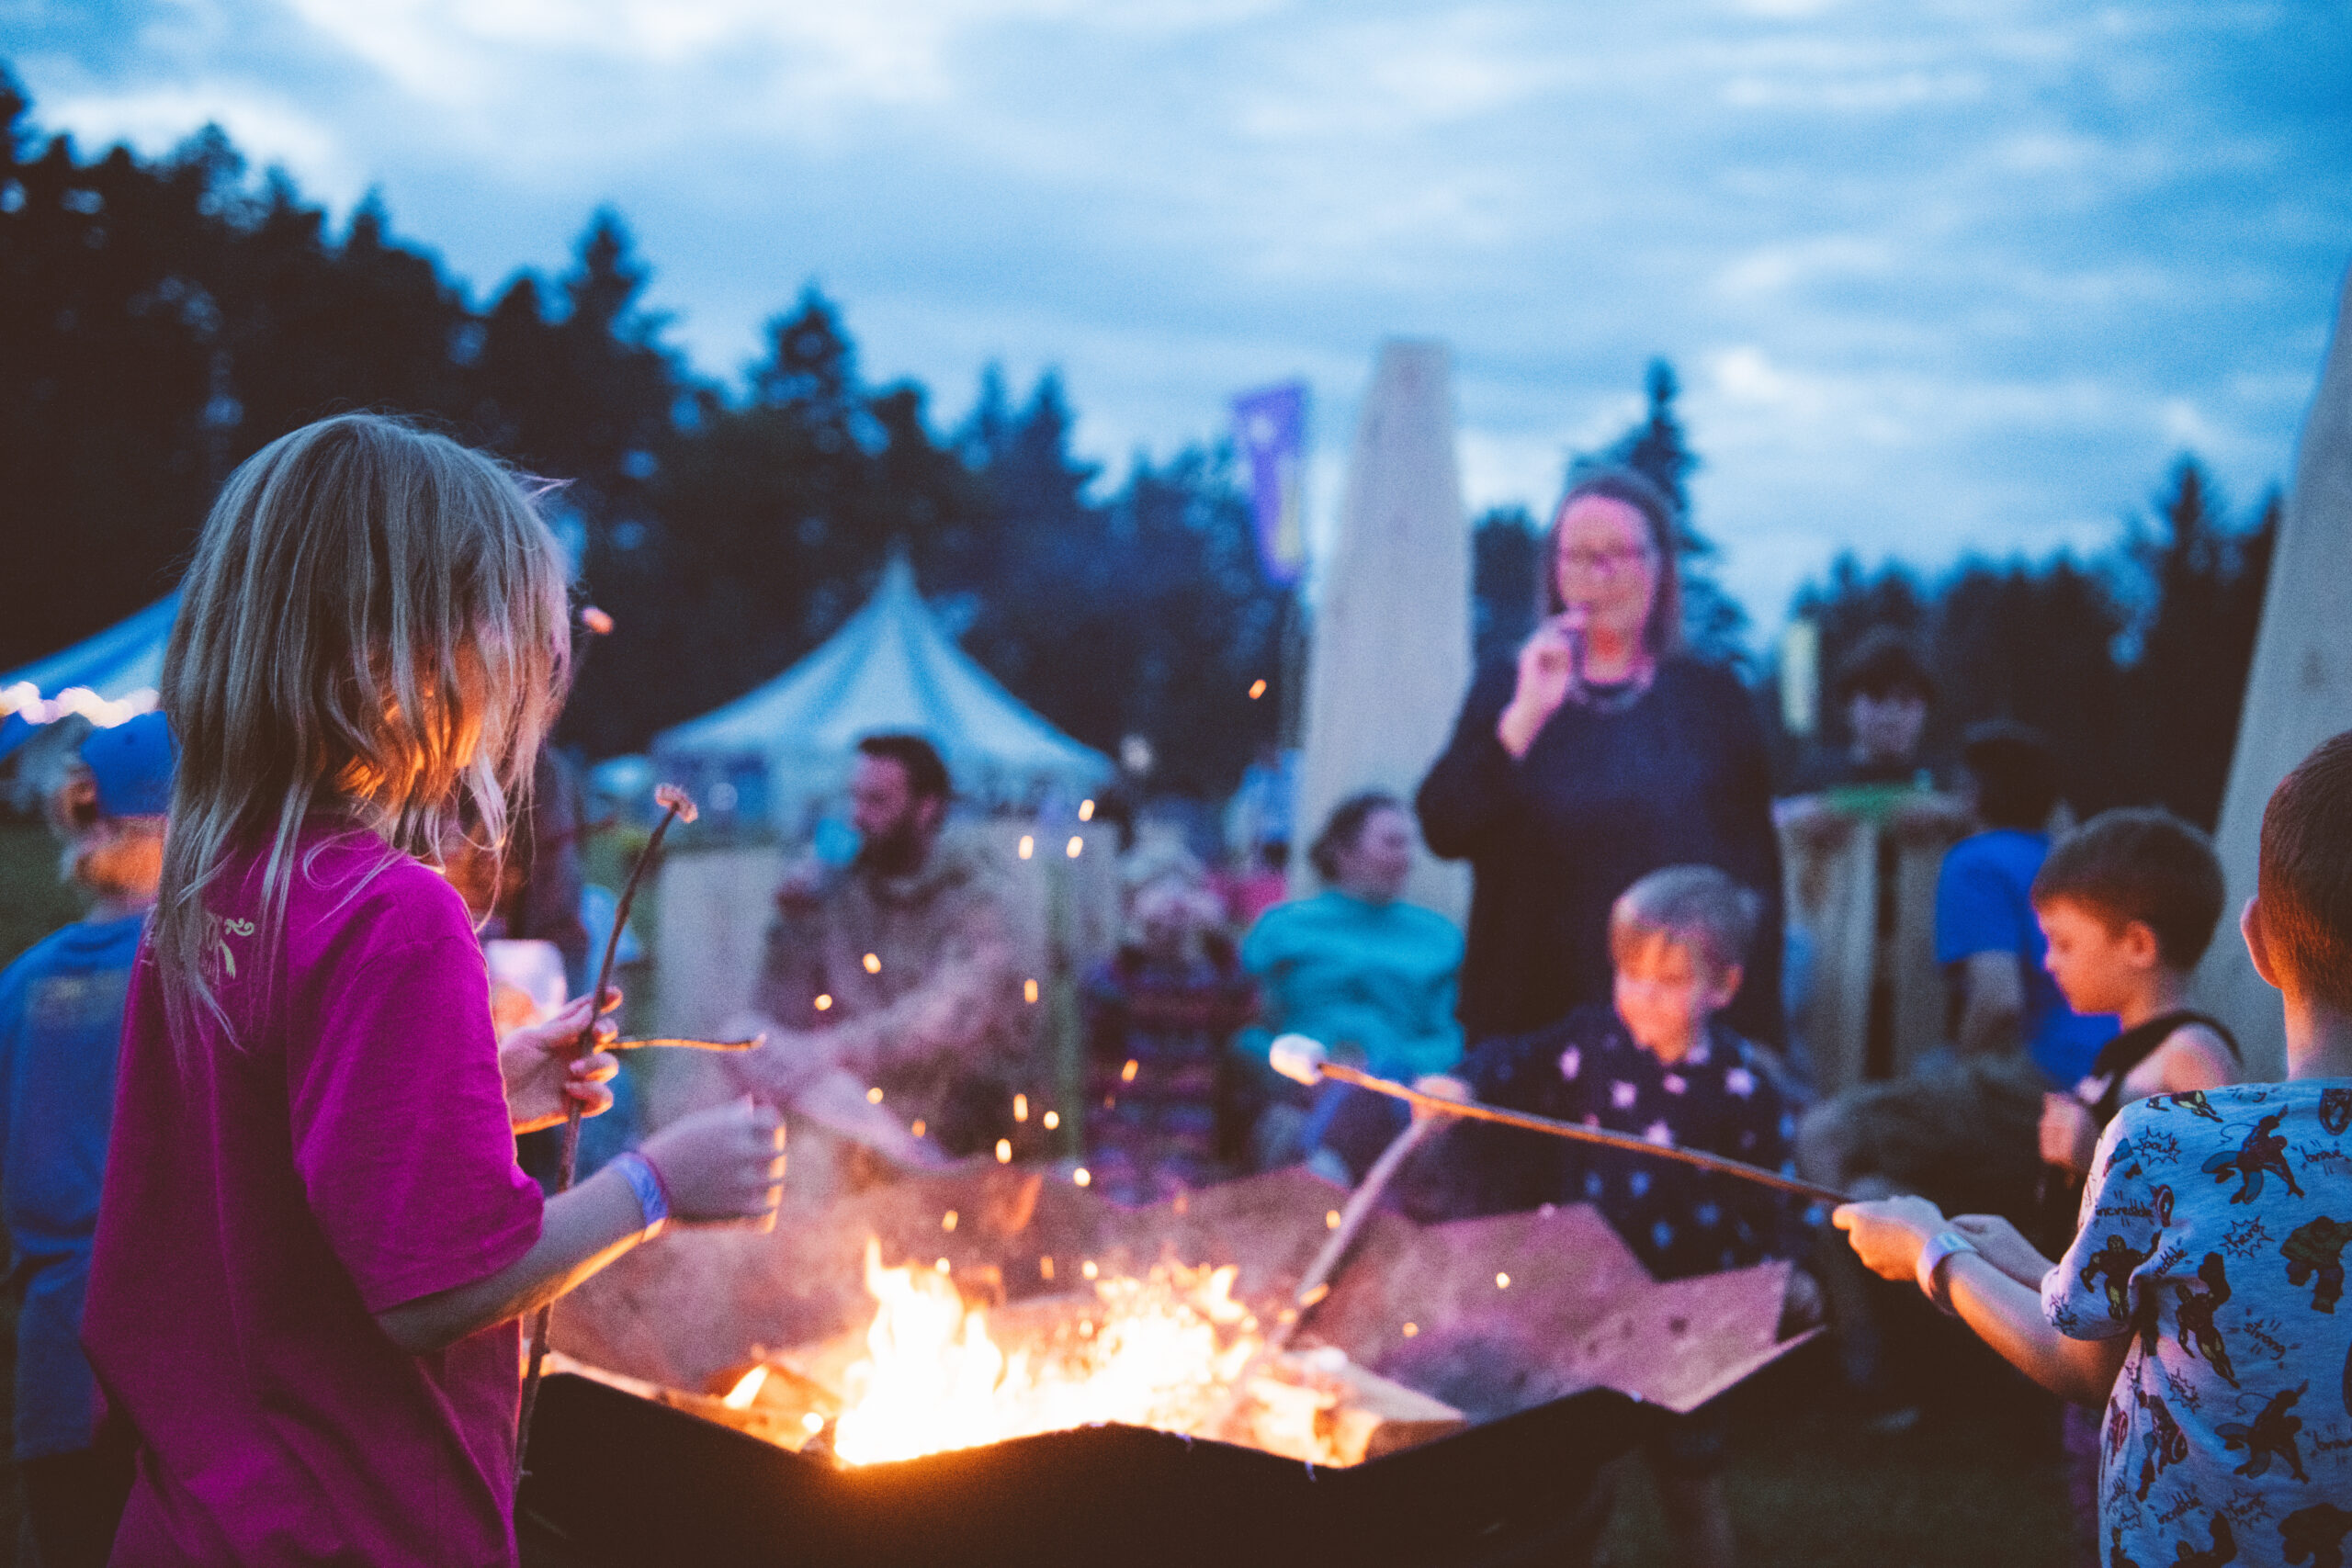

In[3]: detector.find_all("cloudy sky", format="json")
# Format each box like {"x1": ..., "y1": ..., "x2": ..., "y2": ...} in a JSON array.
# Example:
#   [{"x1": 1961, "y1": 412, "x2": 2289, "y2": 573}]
[{"x1": 9, "y1": 0, "x2": 2350, "y2": 628}]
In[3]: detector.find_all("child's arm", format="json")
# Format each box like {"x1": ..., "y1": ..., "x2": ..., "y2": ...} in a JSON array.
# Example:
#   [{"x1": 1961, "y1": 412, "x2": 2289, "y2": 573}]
[
  {"x1": 376, "y1": 1099, "x2": 784, "y2": 1355},
  {"x1": 1835, "y1": 1197, "x2": 2129, "y2": 1406}
]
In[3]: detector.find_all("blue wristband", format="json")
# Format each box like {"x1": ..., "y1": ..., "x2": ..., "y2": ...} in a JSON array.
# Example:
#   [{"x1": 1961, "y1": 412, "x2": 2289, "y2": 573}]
[{"x1": 610, "y1": 1151, "x2": 671, "y2": 1238}]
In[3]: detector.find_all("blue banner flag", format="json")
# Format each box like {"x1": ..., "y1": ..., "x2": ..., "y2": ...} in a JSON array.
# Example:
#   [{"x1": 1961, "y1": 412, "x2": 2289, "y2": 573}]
[{"x1": 1232, "y1": 381, "x2": 1308, "y2": 585}]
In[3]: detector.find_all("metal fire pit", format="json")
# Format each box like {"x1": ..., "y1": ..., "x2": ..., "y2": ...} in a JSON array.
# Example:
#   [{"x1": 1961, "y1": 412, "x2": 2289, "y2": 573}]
[
  {"x1": 530, "y1": 1163, "x2": 1812, "y2": 1566},
  {"x1": 518, "y1": 1371, "x2": 1634, "y2": 1567}
]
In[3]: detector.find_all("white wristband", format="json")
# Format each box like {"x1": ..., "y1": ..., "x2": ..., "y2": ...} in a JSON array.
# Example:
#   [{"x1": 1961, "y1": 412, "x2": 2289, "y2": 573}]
[{"x1": 1915, "y1": 1229, "x2": 1976, "y2": 1315}]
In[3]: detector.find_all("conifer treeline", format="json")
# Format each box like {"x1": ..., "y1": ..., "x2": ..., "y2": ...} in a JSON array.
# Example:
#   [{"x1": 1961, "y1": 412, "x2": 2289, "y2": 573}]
[{"x1": 0, "y1": 73, "x2": 1284, "y2": 794}]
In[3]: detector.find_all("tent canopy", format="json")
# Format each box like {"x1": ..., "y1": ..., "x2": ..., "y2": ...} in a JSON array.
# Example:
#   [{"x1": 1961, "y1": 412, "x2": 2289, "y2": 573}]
[
  {"x1": 0, "y1": 592, "x2": 178, "y2": 761},
  {"x1": 652, "y1": 559, "x2": 1111, "y2": 829}
]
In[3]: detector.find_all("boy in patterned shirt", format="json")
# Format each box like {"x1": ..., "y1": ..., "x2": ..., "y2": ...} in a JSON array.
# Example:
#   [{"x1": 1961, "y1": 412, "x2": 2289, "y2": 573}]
[
  {"x1": 1836, "y1": 731, "x2": 2352, "y2": 1568},
  {"x1": 1452, "y1": 864, "x2": 1803, "y2": 1568}
]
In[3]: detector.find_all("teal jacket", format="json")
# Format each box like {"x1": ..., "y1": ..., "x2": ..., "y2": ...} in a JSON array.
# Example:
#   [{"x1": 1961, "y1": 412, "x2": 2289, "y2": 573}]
[{"x1": 1238, "y1": 892, "x2": 1464, "y2": 1082}]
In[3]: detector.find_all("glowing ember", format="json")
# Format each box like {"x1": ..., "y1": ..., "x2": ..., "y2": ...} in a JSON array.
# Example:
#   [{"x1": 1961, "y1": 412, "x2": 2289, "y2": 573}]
[
  {"x1": 1013, "y1": 1093, "x2": 1030, "y2": 1122},
  {"x1": 1249, "y1": 679, "x2": 1268, "y2": 700},
  {"x1": 866, "y1": 1086, "x2": 884, "y2": 1103},
  {"x1": 1043, "y1": 1110, "x2": 1061, "y2": 1131},
  {"x1": 1019, "y1": 835, "x2": 1035, "y2": 860},
  {"x1": 1023, "y1": 979, "x2": 1040, "y2": 1004},
  {"x1": 815, "y1": 994, "x2": 834, "y2": 1011},
  {"x1": 1072, "y1": 1167, "x2": 1091, "y2": 1188},
  {"x1": 995, "y1": 1139, "x2": 1013, "y2": 1164},
  {"x1": 863, "y1": 953, "x2": 882, "y2": 974},
  {"x1": 1066, "y1": 836, "x2": 1084, "y2": 859},
  {"x1": 1079, "y1": 798, "x2": 1096, "y2": 821},
  {"x1": 831, "y1": 1240, "x2": 1270, "y2": 1468}
]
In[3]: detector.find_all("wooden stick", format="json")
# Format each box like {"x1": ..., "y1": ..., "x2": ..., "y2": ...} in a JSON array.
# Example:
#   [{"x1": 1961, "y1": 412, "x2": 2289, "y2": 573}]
[
  {"x1": 1211, "y1": 1106, "x2": 1448, "y2": 1438},
  {"x1": 1271, "y1": 1037, "x2": 1849, "y2": 1207},
  {"x1": 516, "y1": 784, "x2": 697, "y2": 1479},
  {"x1": 607, "y1": 1035, "x2": 761, "y2": 1053}
]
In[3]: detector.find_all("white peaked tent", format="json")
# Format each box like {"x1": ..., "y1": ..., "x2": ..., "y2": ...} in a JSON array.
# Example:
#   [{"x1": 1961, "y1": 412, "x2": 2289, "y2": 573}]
[
  {"x1": 652, "y1": 558, "x2": 1113, "y2": 830},
  {"x1": 0, "y1": 592, "x2": 178, "y2": 761}
]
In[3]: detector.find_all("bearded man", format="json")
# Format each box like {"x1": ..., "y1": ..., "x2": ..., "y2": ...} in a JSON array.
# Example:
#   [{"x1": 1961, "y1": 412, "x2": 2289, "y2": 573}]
[{"x1": 729, "y1": 734, "x2": 1035, "y2": 1158}]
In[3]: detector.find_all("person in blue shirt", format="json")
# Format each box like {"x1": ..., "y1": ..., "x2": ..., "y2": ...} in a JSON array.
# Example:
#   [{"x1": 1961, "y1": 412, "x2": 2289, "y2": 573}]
[
  {"x1": 1238, "y1": 792, "x2": 1464, "y2": 1183},
  {"x1": 1935, "y1": 722, "x2": 2116, "y2": 1083},
  {"x1": 1, "y1": 711, "x2": 173, "y2": 1568}
]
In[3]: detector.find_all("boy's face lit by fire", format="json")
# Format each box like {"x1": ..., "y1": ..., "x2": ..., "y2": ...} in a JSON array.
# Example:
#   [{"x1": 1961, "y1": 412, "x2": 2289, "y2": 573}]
[
  {"x1": 2035, "y1": 897, "x2": 2158, "y2": 1018},
  {"x1": 1612, "y1": 931, "x2": 1740, "y2": 1064}
]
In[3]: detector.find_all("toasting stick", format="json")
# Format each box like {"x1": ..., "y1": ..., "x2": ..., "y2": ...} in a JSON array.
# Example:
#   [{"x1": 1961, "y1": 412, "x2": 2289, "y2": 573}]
[
  {"x1": 1268, "y1": 1035, "x2": 1849, "y2": 1207},
  {"x1": 1208, "y1": 1078, "x2": 1459, "y2": 1441},
  {"x1": 517, "y1": 784, "x2": 701, "y2": 1476}
]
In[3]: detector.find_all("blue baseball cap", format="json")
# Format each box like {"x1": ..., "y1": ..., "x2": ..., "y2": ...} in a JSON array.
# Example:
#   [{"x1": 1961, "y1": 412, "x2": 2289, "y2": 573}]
[{"x1": 80, "y1": 710, "x2": 177, "y2": 818}]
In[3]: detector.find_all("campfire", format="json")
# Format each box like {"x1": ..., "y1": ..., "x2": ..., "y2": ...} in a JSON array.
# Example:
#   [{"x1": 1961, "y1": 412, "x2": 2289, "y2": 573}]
[
  {"x1": 679, "y1": 1235, "x2": 1465, "y2": 1471},
  {"x1": 548, "y1": 1162, "x2": 1807, "y2": 1458},
  {"x1": 526, "y1": 1164, "x2": 1813, "y2": 1564}
]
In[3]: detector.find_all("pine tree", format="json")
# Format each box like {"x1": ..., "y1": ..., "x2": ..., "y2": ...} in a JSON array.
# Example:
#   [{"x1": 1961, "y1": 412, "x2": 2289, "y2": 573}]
[{"x1": 1573, "y1": 358, "x2": 1750, "y2": 667}]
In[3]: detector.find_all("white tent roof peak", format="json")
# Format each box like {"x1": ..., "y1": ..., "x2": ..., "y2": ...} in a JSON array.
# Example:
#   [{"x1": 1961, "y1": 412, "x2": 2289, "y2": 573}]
[{"x1": 652, "y1": 557, "x2": 1110, "y2": 817}]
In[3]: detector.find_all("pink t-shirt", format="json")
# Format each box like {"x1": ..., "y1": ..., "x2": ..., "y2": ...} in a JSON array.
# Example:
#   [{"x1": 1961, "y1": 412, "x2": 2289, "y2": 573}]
[{"x1": 84, "y1": 828, "x2": 543, "y2": 1566}]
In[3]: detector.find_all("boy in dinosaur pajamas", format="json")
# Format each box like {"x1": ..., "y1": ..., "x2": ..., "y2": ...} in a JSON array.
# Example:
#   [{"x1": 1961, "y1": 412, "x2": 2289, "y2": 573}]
[{"x1": 1837, "y1": 731, "x2": 2352, "y2": 1568}]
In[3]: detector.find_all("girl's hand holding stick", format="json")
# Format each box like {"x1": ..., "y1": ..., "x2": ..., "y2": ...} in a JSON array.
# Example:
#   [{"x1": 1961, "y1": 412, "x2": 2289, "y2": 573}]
[{"x1": 503, "y1": 991, "x2": 623, "y2": 1134}]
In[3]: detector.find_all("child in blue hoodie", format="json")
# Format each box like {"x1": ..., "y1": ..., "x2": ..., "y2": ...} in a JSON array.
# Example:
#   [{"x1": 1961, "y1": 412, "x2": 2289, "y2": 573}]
[{"x1": 0, "y1": 711, "x2": 174, "y2": 1567}]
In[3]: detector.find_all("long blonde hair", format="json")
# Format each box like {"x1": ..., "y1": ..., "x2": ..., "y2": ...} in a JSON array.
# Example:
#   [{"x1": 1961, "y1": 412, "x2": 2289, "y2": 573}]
[{"x1": 153, "y1": 414, "x2": 572, "y2": 1040}]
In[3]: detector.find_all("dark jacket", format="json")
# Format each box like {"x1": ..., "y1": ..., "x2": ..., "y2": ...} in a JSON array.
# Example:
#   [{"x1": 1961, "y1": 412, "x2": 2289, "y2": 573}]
[{"x1": 1416, "y1": 657, "x2": 1786, "y2": 1047}]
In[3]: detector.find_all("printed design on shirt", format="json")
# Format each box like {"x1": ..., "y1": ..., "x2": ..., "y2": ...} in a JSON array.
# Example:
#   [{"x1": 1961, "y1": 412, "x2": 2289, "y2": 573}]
[
  {"x1": 2175, "y1": 1253, "x2": 2239, "y2": 1387},
  {"x1": 2135, "y1": 1379, "x2": 2190, "y2": 1499},
  {"x1": 2220, "y1": 1216, "x2": 2274, "y2": 1263},
  {"x1": 2315, "y1": 1089, "x2": 2352, "y2": 1137},
  {"x1": 2278, "y1": 1502, "x2": 2352, "y2": 1568},
  {"x1": 2202, "y1": 1114, "x2": 2303, "y2": 1205},
  {"x1": 2083, "y1": 1232, "x2": 2162, "y2": 1322},
  {"x1": 207, "y1": 914, "x2": 255, "y2": 980},
  {"x1": 2109, "y1": 1524, "x2": 2141, "y2": 1568},
  {"x1": 2216, "y1": 1383, "x2": 2308, "y2": 1482},
  {"x1": 2170, "y1": 1513, "x2": 2236, "y2": 1568},
  {"x1": 2165, "y1": 1091, "x2": 2224, "y2": 1123},
  {"x1": 2107, "y1": 1396, "x2": 2134, "y2": 1466},
  {"x1": 2282, "y1": 1218, "x2": 2352, "y2": 1314}
]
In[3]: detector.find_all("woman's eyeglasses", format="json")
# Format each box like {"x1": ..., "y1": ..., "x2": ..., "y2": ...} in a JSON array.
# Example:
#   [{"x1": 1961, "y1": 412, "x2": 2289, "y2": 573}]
[{"x1": 1559, "y1": 546, "x2": 1655, "y2": 576}]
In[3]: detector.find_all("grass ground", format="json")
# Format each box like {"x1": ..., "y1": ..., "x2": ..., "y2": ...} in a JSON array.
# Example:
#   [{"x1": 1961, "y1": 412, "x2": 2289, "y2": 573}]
[
  {"x1": 1600, "y1": 1338, "x2": 2074, "y2": 1567},
  {"x1": 0, "y1": 818, "x2": 2078, "y2": 1567}
]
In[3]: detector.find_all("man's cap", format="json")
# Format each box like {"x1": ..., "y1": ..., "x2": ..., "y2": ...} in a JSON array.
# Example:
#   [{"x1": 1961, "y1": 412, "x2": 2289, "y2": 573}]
[{"x1": 80, "y1": 710, "x2": 176, "y2": 818}]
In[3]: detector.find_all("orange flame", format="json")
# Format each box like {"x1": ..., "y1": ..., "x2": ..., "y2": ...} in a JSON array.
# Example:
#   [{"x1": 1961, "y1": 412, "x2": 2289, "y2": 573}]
[{"x1": 830, "y1": 1240, "x2": 1345, "y2": 1467}]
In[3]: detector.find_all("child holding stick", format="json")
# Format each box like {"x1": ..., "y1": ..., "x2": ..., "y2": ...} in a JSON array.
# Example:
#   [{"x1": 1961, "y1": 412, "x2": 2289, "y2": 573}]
[
  {"x1": 1452, "y1": 865, "x2": 1807, "y2": 1568},
  {"x1": 1836, "y1": 734, "x2": 2352, "y2": 1568},
  {"x1": 79, "y1": 415, "x2": 786, "y2": 1566}
]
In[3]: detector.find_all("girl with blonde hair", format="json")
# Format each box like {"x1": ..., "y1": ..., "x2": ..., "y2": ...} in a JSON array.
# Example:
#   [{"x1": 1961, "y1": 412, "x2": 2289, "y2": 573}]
[{"x1": 81, "y1": 415, "x2": 785, "y2": 1566}]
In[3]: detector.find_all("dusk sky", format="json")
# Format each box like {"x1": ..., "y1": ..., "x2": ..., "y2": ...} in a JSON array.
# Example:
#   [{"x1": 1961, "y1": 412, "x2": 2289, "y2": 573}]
[{"x1": 9, "y1": 0, "x2": 2349, "y2": 630}]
